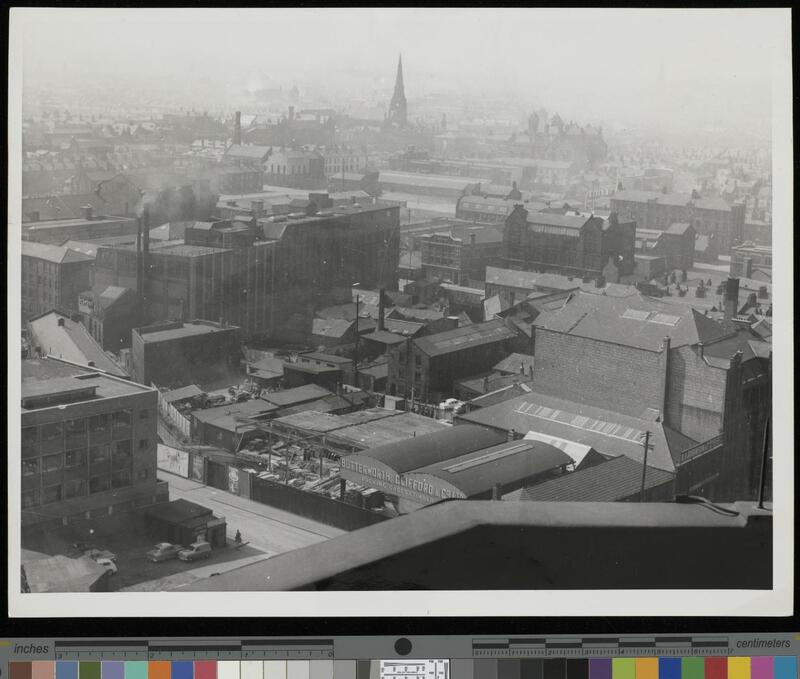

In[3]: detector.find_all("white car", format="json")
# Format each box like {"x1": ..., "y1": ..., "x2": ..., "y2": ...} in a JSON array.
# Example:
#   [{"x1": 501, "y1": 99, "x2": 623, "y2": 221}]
[{"x1": 94, "y1": 557, "x2": 117, "y2": 575}]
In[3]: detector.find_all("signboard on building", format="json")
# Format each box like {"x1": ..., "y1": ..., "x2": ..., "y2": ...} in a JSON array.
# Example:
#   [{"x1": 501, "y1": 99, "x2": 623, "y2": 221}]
[
  {"x1": 78, "y1": 294, "x2": 94, "y2": 315},
  {"x1": 157, "y1": 444, "x2": 190, "y2": 477},
  {"x1": 339, "y1": 455, "x2": 467, "y2": 506}
]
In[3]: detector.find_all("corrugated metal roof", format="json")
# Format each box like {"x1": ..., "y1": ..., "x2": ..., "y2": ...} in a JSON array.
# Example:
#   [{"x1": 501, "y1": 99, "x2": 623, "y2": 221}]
[
  {"x1": 345, "y1": 424, "x2": 505, "y2": 475},
  {"x1": 518, "y1": 455, "x2": 675, "y2": 502},
  {"x1": 456, "y1": 391, "x2": 697, "y2": 472},
  {"x1": 407, "y1": 439, "x2": 572, "y2": 497},
  {"x1": 415, "y1": 319, "x2": 517, "y2": 357}
]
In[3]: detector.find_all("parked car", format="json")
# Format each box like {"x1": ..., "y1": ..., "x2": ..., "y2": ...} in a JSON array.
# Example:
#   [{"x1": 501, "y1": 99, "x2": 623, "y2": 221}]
[
  {"x1": 146, "y1": 542, "x2": 183, "y2": 563},
  {"x1": 177, "y1": 541, "x2": 212, "y2": 562},
  {"x1": 94, "y1": 557, "x2": 118, "y2": 575}
]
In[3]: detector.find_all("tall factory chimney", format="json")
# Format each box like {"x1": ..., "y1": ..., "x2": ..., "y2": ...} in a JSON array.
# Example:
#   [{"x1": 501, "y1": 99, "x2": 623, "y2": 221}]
[
  {"x1": 233, "y1": 111, "x2": 242, "y2": 146},
  {"x1": 142, "y1": 205, "x2": 150, "y2": 325}
]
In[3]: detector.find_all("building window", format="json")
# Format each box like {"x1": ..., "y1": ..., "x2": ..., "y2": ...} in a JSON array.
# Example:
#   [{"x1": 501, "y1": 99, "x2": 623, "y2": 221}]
[
  {"x1": 112, "y1": 440, "x2": 132, "y2": 468},
  {"x1": 40, "y1": 421, "x2": 63, "y2": 446},
  {"x1": 22, "y1": 489, "x2": 39, "y2": 509},
  {"x1": 64, "y1": 449, "x2": 87, "y2": 468},
  {"x1": 42, "y1": 484, "x2": 63, "y2": 505},
  {"x1": 414, "y1": 355, "x2": 421, "y2": 366},
  {"x1": 112, "y1": 409, "x2": 132, "y2": 439},
  {"x1": 22, "y1": 459, "x2": 39, "y2": 476},
  {"x1": 139, "y1": 409, "x2": 150, "y2": 419},
  {"x1": 111, "y1": 470, "x2": 132, "y2": 489},
  {"x1": 64, "y1": 479, "x2": 87, "y2": 499},
  {"x1": 89, "y1": 475, "x2": 110, "y2": 494},
  {"x1": 89, "y1": 444, "x2": 111, "y2": 468},
  {"x1": 42, "y1": 453, "x2": 64, "y2": 472},
  {"x1": 137, "y1": 468, "x2": 150, "y2": 481},
  {"x1": 65, "y1": 418, "x2": 87, "y2": 447},
  {"x1": 89, "y1": 413, "x2": 110, "y2": 434},
  {"x1": 22, "y1": 427, "x2": 38, "y2": 458},
  {"x1": 139, "y1": 438, "x2": 149, "y2": 450}
]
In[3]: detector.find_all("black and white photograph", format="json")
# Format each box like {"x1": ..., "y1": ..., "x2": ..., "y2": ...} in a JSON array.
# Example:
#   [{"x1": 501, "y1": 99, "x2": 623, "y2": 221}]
[{"x1": 7, "y1": 7, "x2": 793, "y2": 617}]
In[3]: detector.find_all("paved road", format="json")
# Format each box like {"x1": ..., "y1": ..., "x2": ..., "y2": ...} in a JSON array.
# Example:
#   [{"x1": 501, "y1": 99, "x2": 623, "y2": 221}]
[{"x1": 158, "y1": 471, "x2": 344, "y2": 555}]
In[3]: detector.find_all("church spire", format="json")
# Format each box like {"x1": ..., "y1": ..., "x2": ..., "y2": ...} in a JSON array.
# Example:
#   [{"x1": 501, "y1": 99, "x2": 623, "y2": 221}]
[{"x1": 388, "y1": 53, "x2": 407, "y2": 127}]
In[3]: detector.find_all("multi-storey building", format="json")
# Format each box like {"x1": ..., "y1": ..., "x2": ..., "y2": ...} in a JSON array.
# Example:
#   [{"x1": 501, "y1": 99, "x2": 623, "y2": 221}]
[
  {"x1": 22, "y1": 206, "x2": 137, "y2": 245},
  {"x1": 503, "y1": 206, "x2": 636, "y2": 277},
  {"x1": 264, "y1": 149, "x2": 326, "y2": 190},
  {"x1": 610, "y1": 190, "x2": 746, "y2": 252},
  {"x1": 20, "y1": 359, "x2": 167, "y2": 533},
  {"x1": 92, "y1": 200, "x2": 401, "y2": 340},
  {"x1": 386, "y1": 319, "x2": 520, "y2": 404},
  {"x1": 21, "y1": 241, "x2": 94, "y2": 321},
  {"x1": 529, "y1": 289, "x2": 771, "y2": 501},
  {"x1": 131, "y1": 320, "x2": 243, "y2": 390},
  {"x1": 419, "y1": 221, "x2": 504, "y2": 286}
]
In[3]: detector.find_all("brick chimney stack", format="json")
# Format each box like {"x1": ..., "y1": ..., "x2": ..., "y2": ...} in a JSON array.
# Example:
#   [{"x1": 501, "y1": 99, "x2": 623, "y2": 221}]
[
  {"x1": 234, "y1": 111, "x2": 242, "y2": 146},
  {"x1": 724, "y1": 277, "x2": 740, "y2": 319}
]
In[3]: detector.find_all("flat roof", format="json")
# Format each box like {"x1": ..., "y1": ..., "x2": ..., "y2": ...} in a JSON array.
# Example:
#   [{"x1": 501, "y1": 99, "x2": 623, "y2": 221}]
[
  {"x1": 329, "y1": 412, "x2": 447, "y2": 449},
  {"x1": 272, "y1": 407, "x2": 398, "y2": 434},
  {"x1": 379, "y1": 171, "x2": 483, "y2": 191},
  {"x1": 139, "y1": 321, "x2": 240, "y2": 343},
  {"x1": 180, "y1": 500, "x2": 769, "y2": 591},
  {"x1": 21, "y1": 370, "x2": 154, "y2": 412},
  {"x1": 23, "y1": 215, "x2": 131, "y2": 228}
]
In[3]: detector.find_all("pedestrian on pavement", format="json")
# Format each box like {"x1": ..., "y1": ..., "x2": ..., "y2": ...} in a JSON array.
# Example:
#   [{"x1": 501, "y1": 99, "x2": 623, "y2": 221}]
[{"x1": 235, "y1": 530, "x2": 242, "y2": 544}]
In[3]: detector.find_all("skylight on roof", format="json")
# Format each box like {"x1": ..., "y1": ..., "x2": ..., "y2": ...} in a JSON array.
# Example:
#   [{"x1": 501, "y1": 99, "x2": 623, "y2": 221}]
[
  {"x1": 514, "y1": 401, "x2": 644, "y2": 443},
  {"x1": 650, "y1": 313, "x2": 681, "y2": 326},
  {"x1": 622, "y1": 308, "x2": 651, "y2": 321}
]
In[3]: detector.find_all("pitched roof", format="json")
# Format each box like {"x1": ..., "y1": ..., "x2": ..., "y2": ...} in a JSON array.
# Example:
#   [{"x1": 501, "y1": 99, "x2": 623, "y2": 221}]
[
  {"x1": 664, "y1": 222, "x2": 693, "y2": 235},
  {"x1": 312, "y1": 318, "x2": 355, "y2": 338},
  {"x1": 414, "y1": 319, "x2": 517, "y2": 357},
  {"x1": 485, "y1": 266, "x2": 582, "y2": 292},
  {"x1": 533, "y1": 291, "x2": 732, "y2": 351},
  {"x1": 493, "y1": 352, "x2": 535, "y2": 375},
  {"x1": 261, "y1": 384, "x2": 332, "y2": 407},
  {"x1": 225, "y1": 144, "x2": 271, "y2": 160},
  {"x1": 21, "y1": 241, "x2": 94, "y2": 264},
  {"x1": 517, "y1": 455, "x2": 675, "y2": 502},
  {"x1": 456, "y1": 390, "x2": 697, "y2": 472},
  {"x1": 26, "y1": 311, "x2": 128, "y2": 377}
]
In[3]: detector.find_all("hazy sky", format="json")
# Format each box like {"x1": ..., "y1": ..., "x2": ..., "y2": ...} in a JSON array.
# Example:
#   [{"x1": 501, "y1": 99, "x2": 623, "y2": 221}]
[{"x1": 14, "y1": 7, "x2": 789, "y2": 133}]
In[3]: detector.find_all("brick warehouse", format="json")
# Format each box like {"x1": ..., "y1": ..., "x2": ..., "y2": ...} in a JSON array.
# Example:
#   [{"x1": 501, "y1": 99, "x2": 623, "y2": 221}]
[
  {"x1": 502, "y1": 205, "x2": 636, "y2": 278},
  {"x1": 529, "y1": 291, "x2": 771, "y2": 501},
  {"x1": 21, "y1": 358, "x2": 168, "y2": 533},
  {"x1": 386, "y1": 319, "x2": 520, "y2": 404},
  {"x1": 610, "y1": 189, "x2": 745, "y2": 252}
]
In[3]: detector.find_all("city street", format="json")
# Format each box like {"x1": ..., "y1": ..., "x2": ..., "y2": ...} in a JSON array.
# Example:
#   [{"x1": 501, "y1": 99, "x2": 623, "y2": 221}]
[{"x1": 158, "y1": 470, "x2": 345, "y2": 555}]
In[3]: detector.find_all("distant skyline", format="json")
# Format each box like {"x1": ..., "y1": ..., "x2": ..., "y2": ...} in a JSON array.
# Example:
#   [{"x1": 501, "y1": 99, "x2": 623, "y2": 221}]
[{"x1": 15, "y1": 8, "x2": 785, "y2": 137}]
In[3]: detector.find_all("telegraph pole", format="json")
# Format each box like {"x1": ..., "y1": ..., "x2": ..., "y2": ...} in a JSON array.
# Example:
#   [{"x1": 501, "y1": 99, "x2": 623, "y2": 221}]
[
  {"x1": 639, "y1": 430, "x2": 652, "y2": 501},
  {"x1": 353, "y1": 294, "x2": 360, "y2": 387}
]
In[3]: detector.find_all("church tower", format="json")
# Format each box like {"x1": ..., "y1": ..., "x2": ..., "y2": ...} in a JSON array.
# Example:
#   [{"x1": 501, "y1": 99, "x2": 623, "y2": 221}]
[{"x1": 388, "y1": 54, "x2": 407, "y2": 127}]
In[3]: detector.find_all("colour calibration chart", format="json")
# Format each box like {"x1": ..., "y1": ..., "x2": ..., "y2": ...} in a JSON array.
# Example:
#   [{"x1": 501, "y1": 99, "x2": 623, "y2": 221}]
[{"x1": 2, "y1": 637, "x2": 797, "y2": 679}]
